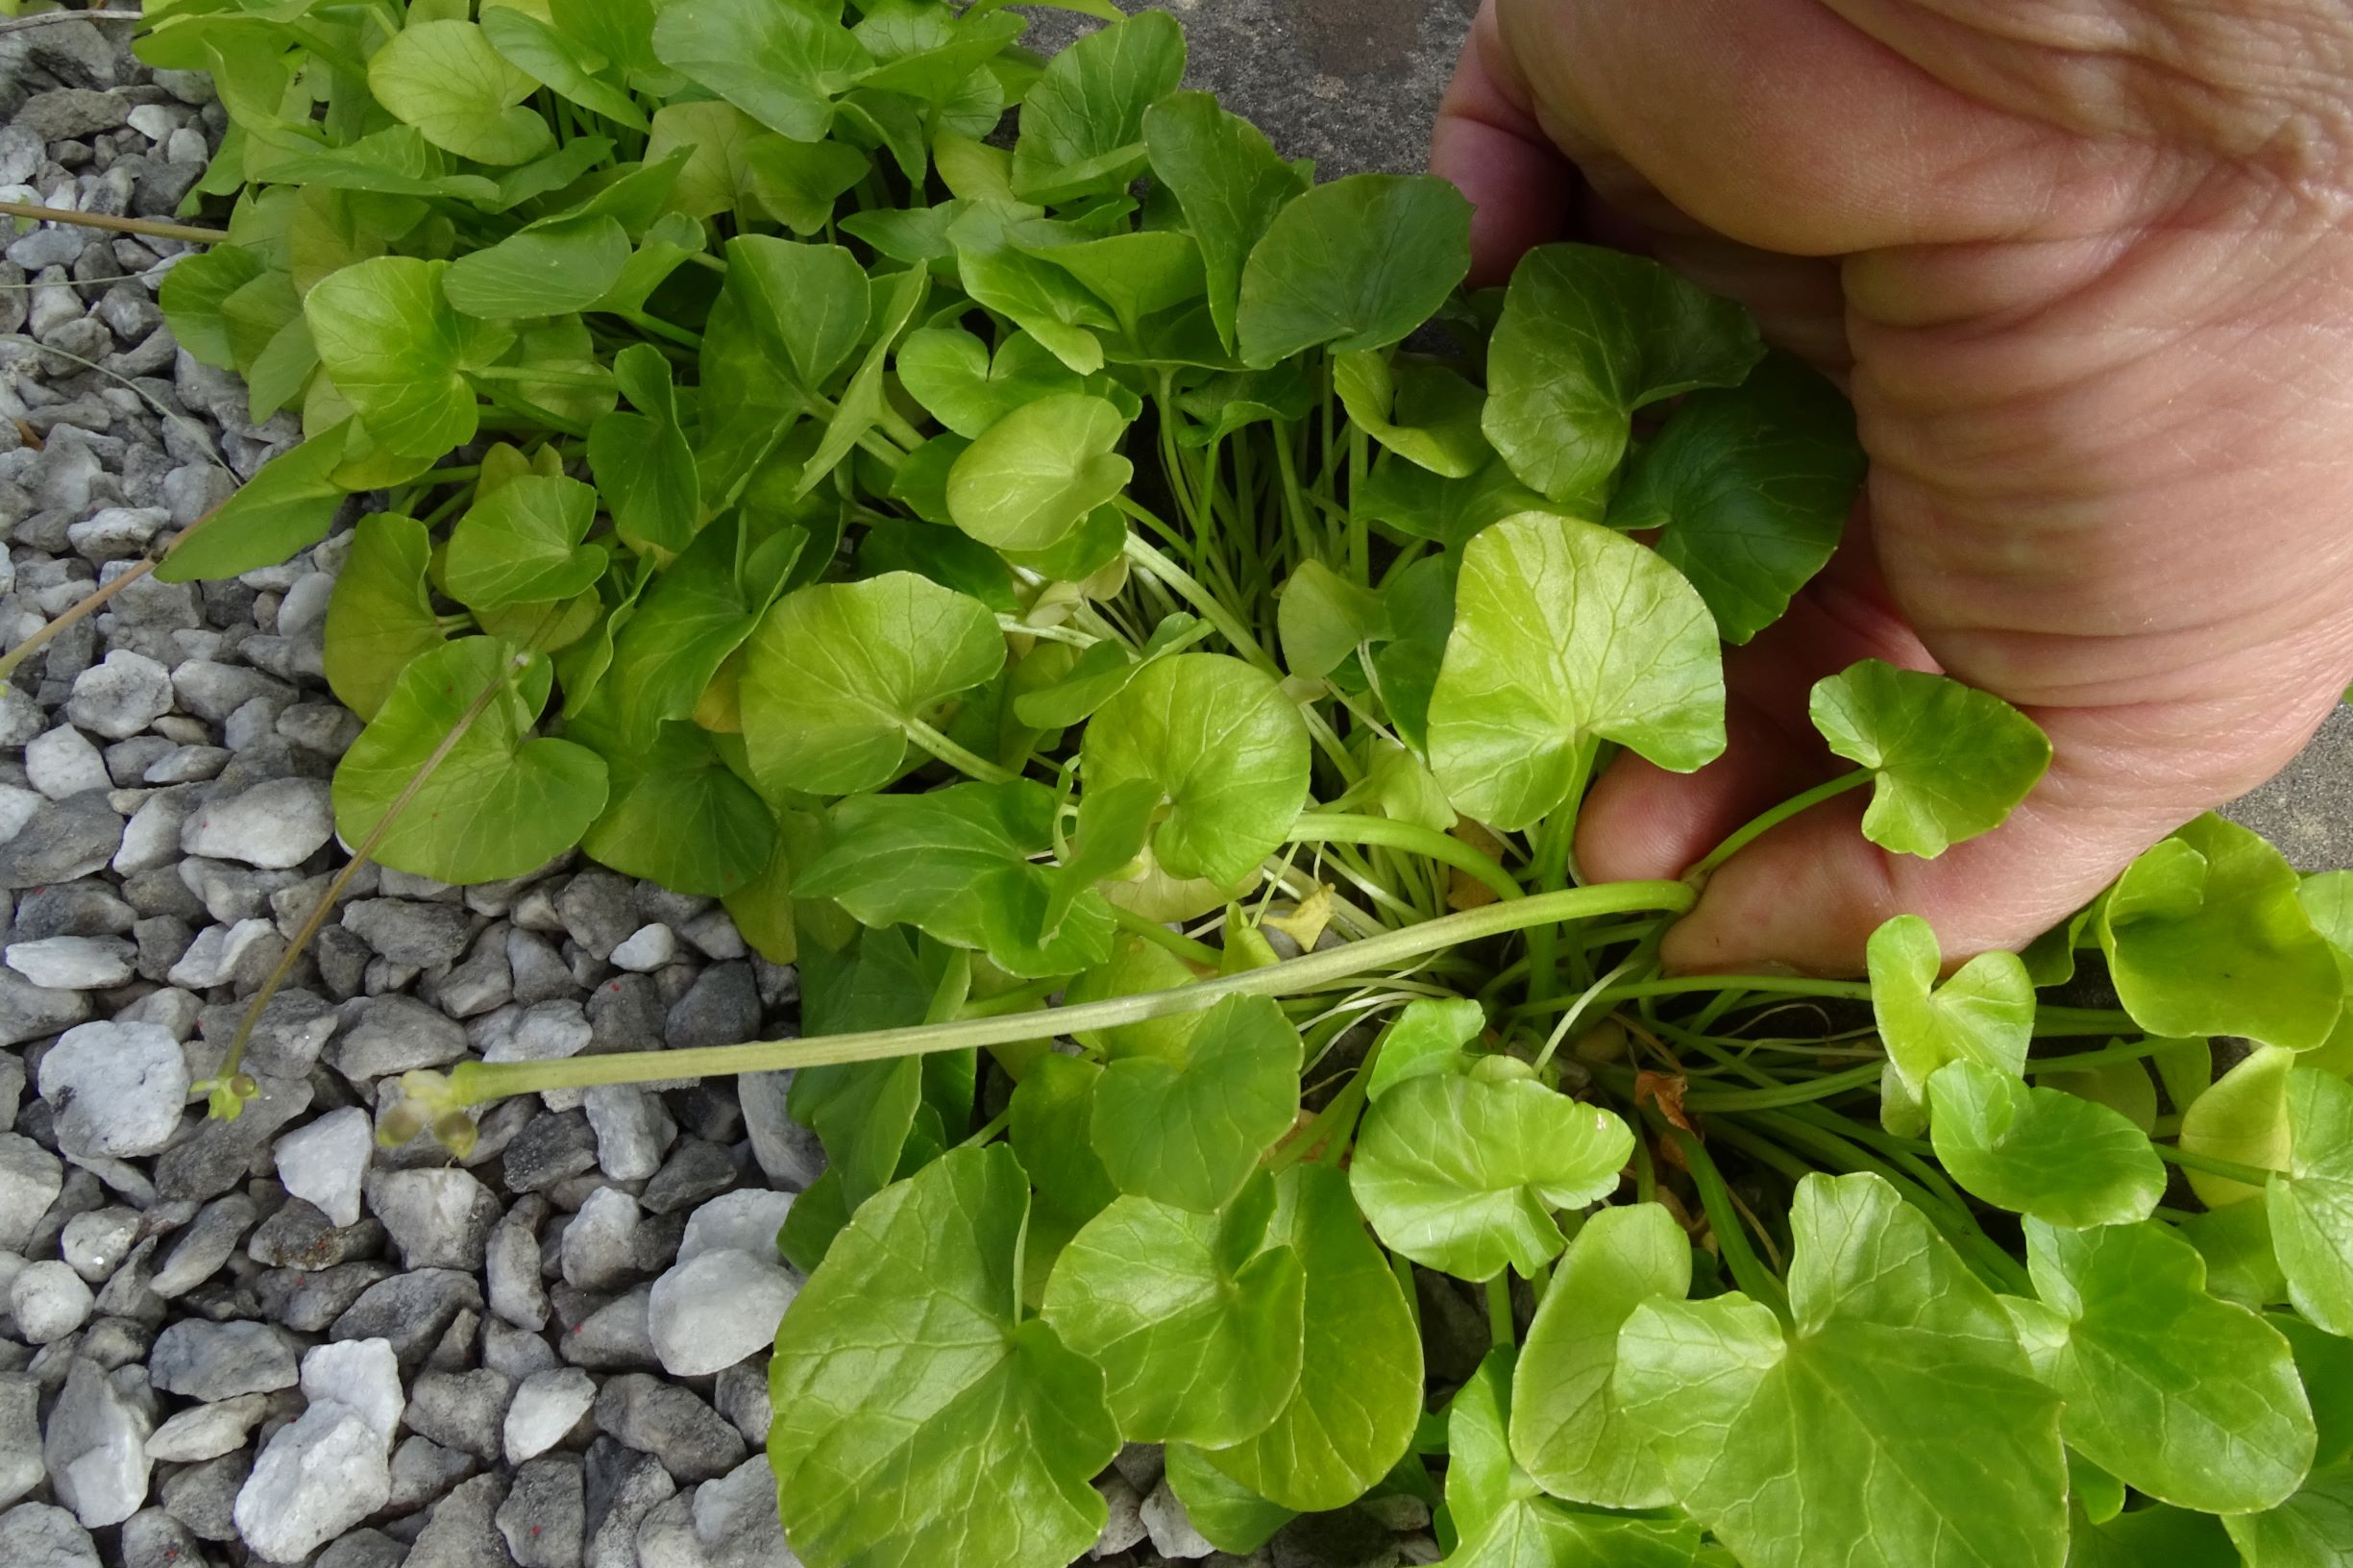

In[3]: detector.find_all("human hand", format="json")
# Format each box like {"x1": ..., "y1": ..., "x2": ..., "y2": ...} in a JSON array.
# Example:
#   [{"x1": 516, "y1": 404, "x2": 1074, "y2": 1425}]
[{"x1": 1433, "y1": 0, "x2": 2353, "y2": 973}]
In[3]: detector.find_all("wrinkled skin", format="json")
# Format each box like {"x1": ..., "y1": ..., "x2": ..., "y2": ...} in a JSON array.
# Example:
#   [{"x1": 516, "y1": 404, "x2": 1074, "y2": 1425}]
[{"x1": 1434, "y1": 0, "x2": 2353, "y2": 973}]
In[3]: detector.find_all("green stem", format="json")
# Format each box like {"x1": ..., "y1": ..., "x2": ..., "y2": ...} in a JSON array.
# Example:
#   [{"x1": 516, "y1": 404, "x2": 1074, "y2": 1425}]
[
  {"x1": 448, "y1": 881, "x2": 1699, "y2": 1105},
  {"x1": 1120, "y1": 530, "x2": 1277, "y2": 676},
  {"x1": 1682, "y1": 1062, "x2": 1885, "y2": 1113},
  {"x1": 957, "y1": 1108, "x2": 1013, "y2": 1149},
  {"x1": 1687, "y1": 770, "x2": 1872, "y2": 880},
  {"x1": 1110, "y1": 906, "x2": 1221, "y2": 968},
  {"x1": 1485, "y1": 1276, "x2": 1515, "y2": 1348},
  {"x1": 1670, "y1": 1126, "x2": 1790, "y2": 1322},
  {"x1": 902, "y1": 718, "x2": 1018, "y2": 784},
  {"x1": 1287, "y1": 814, "x2": 1521, "y2": 904},
  {"x1": 618, "y1": 309, "x2": 701, "y2": 350},
  {"x1": 2154, "y1": 1144, "x2": 2278, "y2": 1187}
]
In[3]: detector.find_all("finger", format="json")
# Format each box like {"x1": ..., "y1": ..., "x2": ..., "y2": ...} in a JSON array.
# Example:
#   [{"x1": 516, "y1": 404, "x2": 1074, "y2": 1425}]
[
  {"x1": 1431, "y1": 0, "x2": 1578, "y2": 286},
  {"x1": 1655, "y1": 688, "x2": 2346, "y2": 975}
]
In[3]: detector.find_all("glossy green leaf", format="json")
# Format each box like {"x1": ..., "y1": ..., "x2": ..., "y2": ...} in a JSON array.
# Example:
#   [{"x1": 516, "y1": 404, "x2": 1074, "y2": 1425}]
[
  {"x1": 1079, "y1": 653, "x2": 1311, "y2": 886},
  {"x1": 1616, "y1": 1173, "x2": 2067, "y2": 1568},
  {"x1": 368, "y1": 20, "x2": 554, "y2": 166},
  {"x1": 2225, "y1": 1459, "x2": 2353, "y2": 1568},
  {"x1": 1143, "y1": 91, "x2": 1309, "y2": 355},
  {"x1": 332, "y1": 638, "x2": 608, "y2": 883},
  {"x1": 1277, "y1": 559, "x2": 1391, "y2": 682},
  {"x1": 643, "y1": 100, "x2": 763, "y2": 221},
  {"x1": 1429, "y1": 512, "x2": 1726, "y2": 830},
  {"x1": 768, "y1": 1146, "x2": 1118, "y2": 1568},
  {"x1": 796, "y1": 263, "x2": 927, "y2": 502},
  {"x1": 943, "y1": 393, "x2": 1131, "y2": 554},
  {"x1": 306, "y1": 257, "x2": 504, "y2": 458},
  {"x1": 1009, "y1": 1053, "x2": 1117, "y2": 1296},
  {"x1": 740, "y1": 573, "x2": 1005, "y2": 796},
  {"x1": 896, "y1": 328, "x2": 1086, "y2": 440},
  {"x1": 1041, "y1": 1180, "x2": 1305, "y2": 1447},
  {"x1": 2184, "y1": 1043, "x2": 2296, "y2": 1210},
  {"x1": 441, "y1": 214, "x2": 631, "y2": 319},
  {"x1": 1235, "y1": 174, "x2": 1471, "y2": 367},
  {"x1": 1333, "y1": 351, "x2": 1487, "y2": 478},
  {"x1": 1011, "y1": 614, "x2": 1209, "y2": 729},
  {"x1": 479, "y1": 4, "x2": 650, "y2": 131},
  {"x1": 1809, "y1": 659, "x2": 2052, "y2": 857},
  {"x1": 588, "y1": 342, "x2": 701, "y2": 558},
  {"x1": 322, "y1": 513, "x2": 443, "y2": 722},
  {"x1": 445, "y1": 475, "x2": 607, "y2": 609},
  {"x1": 1025, "y1": 229, "x2": 1207, "y2": 346},
  {"x1": 723, "y1": 234, "x2": 872, "y2": 396},
  {"x1": 1009, "y1": 10, "x2": 1185, "y2": 205},
  {"x1": 574, "y1": 718, "x2": 776, "y2": 898},
  {"x1": 1868, "y1": 914, "x2": 2033, "y2": 1138},
  {"x1": 1449, "y1": 1349, "x2": 1701, "y2": 1568},
  {"x1": 159, "y1": 243, "x2": 267, "y2": 369},
  {"x1": 1925, "y1": 1059, "x2": 2166, "y2": 1228},
  {"x1": 2023, "y1": 1217, "x2": 2315, "y2": 1514},
  {"x1": 1356, "y1": 451, "x2": 1552, "y2": 551},
  {"x1": 652, "y1": 0, "x2": 870, "y2": 141},
  {"x1": 1090, "y1": 993, "x2": 1301, "y2": 1214},
  {"x1": 947, "y1": 200, "x2": 1115, "y2": 375},
  {"x1": 606, "y1": 510, "x2": 801, "y2": 750},
  {"x1": 797, "y1": 780, "x2": 1115, "y2": 978},
  {"x1": 155, "y1": 418, "x2": 348, "y2": 582},
  {"x1": 1509, "y1": 1202, "x2": 1691, "y2": 1510},
  {"x1": 744, "y1": 133, "x2": 870, "y2": 235},
  {"x1": 2269, "y1": 1066, "x2": 2353, "y2": 1337},
  {"x1": 1163, "y1": 1443, "x2": 1295, "y2": 1556},
  {"x1": 2097, "y1": 814, "x2": 2343, "y2": 1051},
  {"x1": 1483, "y1": 243, "x2": 1761, "y2": 502},
  {"x1": 1201, "y1": 1164, "x2": 1421, "y2": 1511},
  {"x1": 1364, "y1": 996, "x2": 1484, "y2": 1103},
  {"x1": 2072, "y1": 1505, "x2": 2243, "y2": 1568},
  {"x1": 1351, "y1": 1073, "x2": 1630, "y2": 1280},
  {"x1": 1609, "y1": 354, "x2": 1864, "y2": 644}
]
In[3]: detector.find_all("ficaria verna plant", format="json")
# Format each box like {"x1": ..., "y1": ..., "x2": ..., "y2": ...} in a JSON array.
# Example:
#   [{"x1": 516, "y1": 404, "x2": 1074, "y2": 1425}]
[{"x1": 94, "y1": 0, "x2": 2353, "y2": 1562}]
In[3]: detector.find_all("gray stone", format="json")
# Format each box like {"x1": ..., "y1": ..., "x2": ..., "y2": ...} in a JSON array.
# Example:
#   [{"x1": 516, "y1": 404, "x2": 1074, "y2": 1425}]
[
  {"x1": 507, "y1": 928, "x2": 576, "y2": 1007},
  {"x1": 486, "y1": 1206, "x2": 551, "y2": 1332},
  {"x1": 648, "y1": 1249, "x2": 797, "y2": 1379},
  {"x1": 499, "y1": 1454, "x2": 585, "y2": 1568},
  {"x1": 10, "y1": 1261, "x2": 91, "y2": 1343},
  {"x1": 0, "y1": 1374, "x2": 40, "y2": 1509},
  {"x1": 232, "y1": 1400, "x2": 391, "y2": 1563},
  {"x1": 556, "y1": 873, "x2": 636, "y2": 960},
  {"x1": 60, "y1": 1205, "x2": 139, "y2": 1282},
  {"x1": 114, "y1": 789, "x2": 198, "y2": 875},
  {"x1": 170, "y1": 661, "x2": 294, "y2": 725},
  {"x1": 149, "y1": 1320, "x2": 298, "y2": 1402},
  {"x1": 560, "y1": 1188, "x2": 642, "y2": 1292},
  {"x1": 165, "y1": 918, "x2": 277, "y2": 990},
  {"x1": 367, "y1": 1167, "x2": 502, "y2": 1271},
  {"x1": 639, "y1": 1138, "x2": 739, "y2": 1216},
  {"x1": 14, "y1": 882, "x2": 138, "y2": 943},
  {"x1": 434, "y1": 932, "x2": 513, "y2": 1017},
  {"x1": 555, "y1": 1284, "x2": 657, "y2": 1372},
  {"x1": 344, "y1": 898, "x2": 475, "y2": 967},
  {"x1": 153, "y1": 1072, "x2": 310, "y2": 1203},
  {"x1": 66, "y1": 507, "x2": 170, "y2": 563},
  {"x1": 404, "y1": 1369, "x2": 513, "y2": 1461},
  {"x1": 4, "y1": 935, "x2": 134, "y2": 990},
  {"x1": 195, "y1": 990, "x2": 337, "y2": 1080},
  {"x1": 24, "y1": 726, "x2": 108, "y2": 799},
  {"x1": 504, "y1": 1367, "x2": 597, "y2": 1466},
  {"x1": 483, "y1": 999, "x2": 593, "y2": 1071},
  {"x1": 142, "y1": 1393, "x2": 269, "y2": 1463},
  {"x1": 386, "y1": 1433, "x2": 478, "y2": 1517},
  {"x1": 37, "y1": 1020, "x2": 187, "y2": 1158},
  {"x1": 247, "y1": 1199, "x2": 384, "y2": 1270},
  {"x1": 149, "y1": 1191, "x2": 257, "y2": 1299},
  {"x1": 499, "y1": 1110, "x2": 600, "y2": 1194},
  {"x1": 332, "y1": 993, "x2": 469, "y2": 1080},
  {"x1": 0, "y1": 795, "x2": 123, "y2": 890},
  {"x1": 0, "y1": 1135, "x2": 64, "y2": 1251},
  {"x1": 44, "y1": 1359, "x2": 154, "y2": 1528},
  {"x1": 711, "y1": 1363, "x2": 770, "y2": 1449},
  {"x1": 63, "y1": 650, "x2": 171, "y2": 738},
  {"x1": 404, "y1": 1473, "x2": 515, "y2": 1568},
  {"x1": 1093, "y1": 1472, "x2": 1149, "y2": 1557},
  {"x1": 274, "y1": 1106, "x2": 372, "y2": 1229},
  {"x1": 583, "y1": 1438, "x2": 674, "y2": 1568},
  {"x1": 118, "y1": 1509, "x2": 213, "y2": 1568},
  {"x1": 664, "y1": 962, "x2": 759, "y2": 1052},
  {"x1": 0, "y1": 1503, "x2": 99, "y2": 1568},
  {"x1": 594, "y1": 1375, "x2": 745, "y2": 1485},
  {"x1": 582, "y1": 1086, "x2": 674, "y2": 1182},
  {"x1": 738, "y1": 1071, "x2": 825, "y2": 1190},
  {"x1": 317, "y1": 1526, "x2": 410, "y2": 1568},
  {"x1": 180, "y1": 776, "x2": 334, "y2": 870},
  {"x1": 685, "y1": 1458, "x2": 797, "y2": 1568}
]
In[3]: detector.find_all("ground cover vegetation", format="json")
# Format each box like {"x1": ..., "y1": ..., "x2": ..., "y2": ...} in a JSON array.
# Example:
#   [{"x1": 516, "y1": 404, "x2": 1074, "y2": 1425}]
[{"x1": 96, "y1": 0, "x2": 2353, "y2": 1561}]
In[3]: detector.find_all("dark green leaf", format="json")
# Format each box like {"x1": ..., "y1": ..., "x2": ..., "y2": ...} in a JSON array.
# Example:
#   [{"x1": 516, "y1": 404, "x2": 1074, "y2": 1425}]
[
  {"x1": 588, "y1": 342, "x2": 701, "y2": 558},
  {"x1": 1142, "y1": 91, "x2": 1308, "y2": 355},
  {"x1": 1235, "y1": 174, "x2": 1471, "y2": 367},
  {"x1": 1009, "y1": 10, "x2": 1185, "y2": 205},
  {"x1": 652, "y1": 0, "x2": 870, "y2": 140}
]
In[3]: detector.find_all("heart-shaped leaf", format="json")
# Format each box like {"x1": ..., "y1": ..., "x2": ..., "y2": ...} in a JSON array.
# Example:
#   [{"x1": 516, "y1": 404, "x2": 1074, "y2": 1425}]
[
  {"x1": 1617, "y1": 1173, "x2": 2067, "y2": 1568},
  {"x1": 769, "y1": 1145, "x2": 1119, "y2": 1568},
  {"x1": 1010, "y1": 10, "x2": 1185, "y2": 205},
  {"x1": 1143, "y1": 91, "x2": 1308, "y2": 355},
  {"x1": 1429, "y1": 511, "x2": 1725, "y2": 830},
  {"x1": 652, "y1": 0, "x2": 870, "y2": 141},
  {"x1": 1333, "y1": 351, "x2": 1488, "y2": 478},
  {"x1": 1869, "y1": 914, "x2": 2034, "y2": 1138},
  {"x1": 306, "y1": 257, "x2": 506, "y2": 458},
  {"x1": 1509, "y1": 1202, "x2": 1691, "y2": 1510},
  {"x1": 2020, "y1": 1217, "x2": 2315, "y2": 1515},
  {"x1": 1236, "y1": 173, "x2": 1471, "y2": 367},
  {"x1": 1041, "y1": 1178, "x2": 1305, "y2": 1447},
  {"x1": 945, "y1": 392, "x2": 1133, "y2": 553},
  {"x1": 445, "y1": 474, "x2": 607, "y2": 609},
  {"x1": 332, "y1": 638, "x2": 609, "y2": 883},
  {"x1": 740, "y1": 572, "x2": 1005, "y2": 796},
  {"x1": 1809, "y1": 660, "x2": 2052, "y2": 857},
  {"x1": 605, "y1": 510, "x2": 802, "y2": 750},
  {"x1": 1363, "y1": 996, "x2": 1484, "y2": 1103},
  {"x1": 1079, "y1": 653, "x2": 1311, "y2": 886},
  {"x1": 1277, "y1": 558, "x2": 1391, "y2": 683},
  {"x1": 1199, "y1": 1164, "x2": 1422, "y2": 1511},
  {"x1": 1350, "y1": 1072, "x2": 1631, "y2": 1280},
  {"x1": 897, "y1": 328, "x2": 1089, "y2": 440},
  {"x1": 1926, "y1": 1060, "x2": 2166, "y2": 1229},
  {"x1": 479, "y1": 5, "x2": 649, "y2": 131},
  {"x1": 2097, "y1": 815, "x2": 2343, "y2": 1051},
  {"x1": 589, "y1": 342, "x2": 701, "y2": 558},
  {"x1": 1089, "y1": 992, "x2": 1302, "y2": 1215},
  {"x1": 2267, "y1": 1066, "x2": 2353, "y2": 1337},
  {"x1": 1483, "y1": 243, "x2": 1761, "y2": 502},
  {"x1": 369, "y1": 20, "x2": 554, "y2": 165},
  {"x1": 572, "y1": 717, "x2": 777, "y2": 898},
  {"x1": 744, "y1": 133, "x2": 872, "y2": 235},
  {"x1": 322, "y1": 513, "x2": 443, "y2": 722}
]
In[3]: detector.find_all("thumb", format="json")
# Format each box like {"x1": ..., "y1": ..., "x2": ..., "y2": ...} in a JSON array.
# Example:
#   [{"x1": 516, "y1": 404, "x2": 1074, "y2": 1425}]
[{"x1": 1430, "y1": 0, "x2": 1577, "y2": 287}]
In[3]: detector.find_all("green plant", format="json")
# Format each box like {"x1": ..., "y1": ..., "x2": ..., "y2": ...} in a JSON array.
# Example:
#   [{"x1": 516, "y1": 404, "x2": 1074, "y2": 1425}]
[{"x1": 135, "y1": 0, "x2": 2353, "y2": 1563}]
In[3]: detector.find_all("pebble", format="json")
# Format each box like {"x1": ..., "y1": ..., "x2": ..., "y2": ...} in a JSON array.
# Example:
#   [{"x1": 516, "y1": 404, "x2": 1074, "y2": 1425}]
[
  {"x1": 304, "y1": 1337, "x2": 406, "y2": 1444},
  {"x1": 180, "y1": 775, "x2": 335, "y2": 869},
  {"x1": 331, "y1": 992, "x2": 468, "y2": 1078},
  {"x1": 1142, "y1": 1474, "x2": 1219, "y2": 1558},
  {"x1": 164, "y1": 917, "x2": 274, "y2": 989},
  {"x1": 342, "y1": 898, "x2": 475, "y2": 968},
  {"x1": 404, "y1": 1472, "x2": 512, "y2": 1568},
  {"x1": 59, "y1": 1208, "x2": 139, "y2": 1282},
  {"x1": 504, "y1": 1367, "x2": 597, "y2": 1465},
  {"x1": 11, "y1": 1261, "x2": 93, "y2": 1343},
  {"x1": 143, "y1": 1392, "x2": 269, "y2": 1462},
  {"x1": 582, "y1": 1085, "x2": 675, "y2": 1181},
  {"x1": 739, "y1": 1071, "x2": 826, "y2": 1190},
  {"x1": 561, "y1": 1187, "x2": 644, "y2": 1291},
  {"x1": 677, "y1": 1189, "x2": 798, "y2": 1267},
  {"x1": 498, "y1": 1453, "x2": 585, "y2": 1568},
  {"x1": 0, "y1": 1137, "x2": 65, "y2": 1252},
  {"x1": 594, "y1": 1374, "x2": 746, "y2": 1484},
  {"x1": 62, "y1": 651, "x2": 172, "y2": 739},
  {"x1": 608, "y1": 922, "x2": 676, "y2": 972},
  {"x1": 275, "y1": 1105, "x2": 372, "y2": 1228},
  {"x1": 149, "y1": 1191, "x2": 255, "y2": 1298},
  {"x1": 404, "y1": 1368, "x2": 514, "y2": 1461},
  {"x1": 37, "y1": 1020, "x2": 188, "y2": 1158},
  {"x1": 44, "y1": 1359, "x2": 155, "y2": 1528},
  {"x1": 0, "y1": 795, "x2": 122, "y2": 889},
  {"x1": 25, "y1": 725, "x2": 109, "y2": 799},
  {"x1": 4, "y1": 935, "x2": 135, "y2": 990},
  {"x1": 148, "y1": 1319, "x2": 298, "y2": 1401},
  {"x1": 1095, "y1": 1472, "x2": 1149, "y2": 1556},
  {"x1": 0, "y1": 1375, "x2": 41, "y2": 1509},
  {"x1": 583, "y1": 1439, "x2": 674, "y2": 1568},
  {"x1": 366, "y1": 1167, "x2": 502, "y2": 1270},
  {"x1": 648, "y1": 1248, "x2": 798, "y2": 1379},
  {"x1": 233, "y1": 1399, "x2": 393, "y2": 1562},
  {"x1": 0, "y1": 1504, "x2": 100, "y2": 1568}
]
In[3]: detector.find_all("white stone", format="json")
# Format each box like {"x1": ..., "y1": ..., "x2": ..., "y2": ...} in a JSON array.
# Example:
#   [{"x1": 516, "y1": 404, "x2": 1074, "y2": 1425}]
[
  {"x1": 233, "y1": 1402, "x2": 392, "y2": 1562},
  {"x1": 1140, "y1": 1475, "x2": 1217, "y2": 1558},
  {"x1": 608, "y1": 923, "x2": 677, "y2": 972},
  {"x1": 143, "y1": 1393, "x2": 270, "y2": 1463},
  {"x1": 561, "y1": 1186, "x2": 643, "y2": 1291},
  {"x1": 5, "y1": 937, "x2": 133, "y2": 991},
  {"x1": 179, "y1": 776, "x2": 334, "y2": 870},
  {"x1": 502, "y1": 1368, "x2": 596, "y2": 1466},
  {"x1": 677, "y1": 1190, "x2": 797, "y2": 1269},
  {"x1": 37, "y1": 1021, "x2": 188, "y2": 1159},
  {"x1": 8, "y1": 1261, "x2": 91, "y2": 1344},
  {"x1": 111, "y1": 791, "x2": 191, "y2": 875},
  {"x1": 1091, "y1": 1472, "x2": 1149, "y2": 1557},
  {"x1": 59, "y1": 1209, "x2": 137, "y2": 1282},
  {"x1": 583, "y1": 1086, "x2": 675, "y2": 1183},
  {"x1": 300, "y1": 1338, "x2": 404, "y2": 1443},
  {"x1": 649, "y1": 1249, "x2": 799, "y2": 1379},
  {"x1": 43, "y1": 1360, "x2": 153, "y2": 1529},
  {"x1": 274, "y1": 1106, "x2": 372, "y2": 1229},
  {"x1": 63, "y1": 651, "x2": 172, "y2": 740},
  {"x1": 0, "y1": 1503, "x2": 99, "y2": 1568},
  {"x1": 166, "y1": 919, "x2": 274, "y2": 989},
  {"x1": 0, "y1": 785, "x2": 39, "y2": 846},
  {"x1": 24, "y1": 726, "x2": 107, "y2": 800},
  {"x1": 277, "y1": 573, "x2": 334, "y2": 639}
]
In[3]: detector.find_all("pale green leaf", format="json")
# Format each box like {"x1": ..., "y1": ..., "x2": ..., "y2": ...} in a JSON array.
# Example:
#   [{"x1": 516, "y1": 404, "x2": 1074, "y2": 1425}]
[
  {"x1": 368, "y1": 20, "x2": 553, "y2": 166},
  {"x1": 1089, "y1": 993, "x2": 1302, "y2": 1215},
  {"x1": 444, "y1": 474, "x2": 607, "y2": 609},
  {"x1": 1809, "y1": 659, "x2": 2052, "y2": 857},
  {"x1": 1926, "y1": 1059, "x2": 2166, "y2": 1228},
  {"x1": 1868, "y1": 913, "x2": 2033, "y2": 1139},
  {"x1": 2268, "y1": 1066, "x2": 2353, "y2": 1337},
  {"x1": 322, "y1": 513, "x2": 443, "y2": 722}
]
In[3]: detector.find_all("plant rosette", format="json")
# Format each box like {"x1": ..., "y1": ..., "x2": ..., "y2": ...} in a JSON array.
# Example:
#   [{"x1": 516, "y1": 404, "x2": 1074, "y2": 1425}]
[{"x1": 137, "y1": 2, "x2": 2353, "y2": 1564}]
